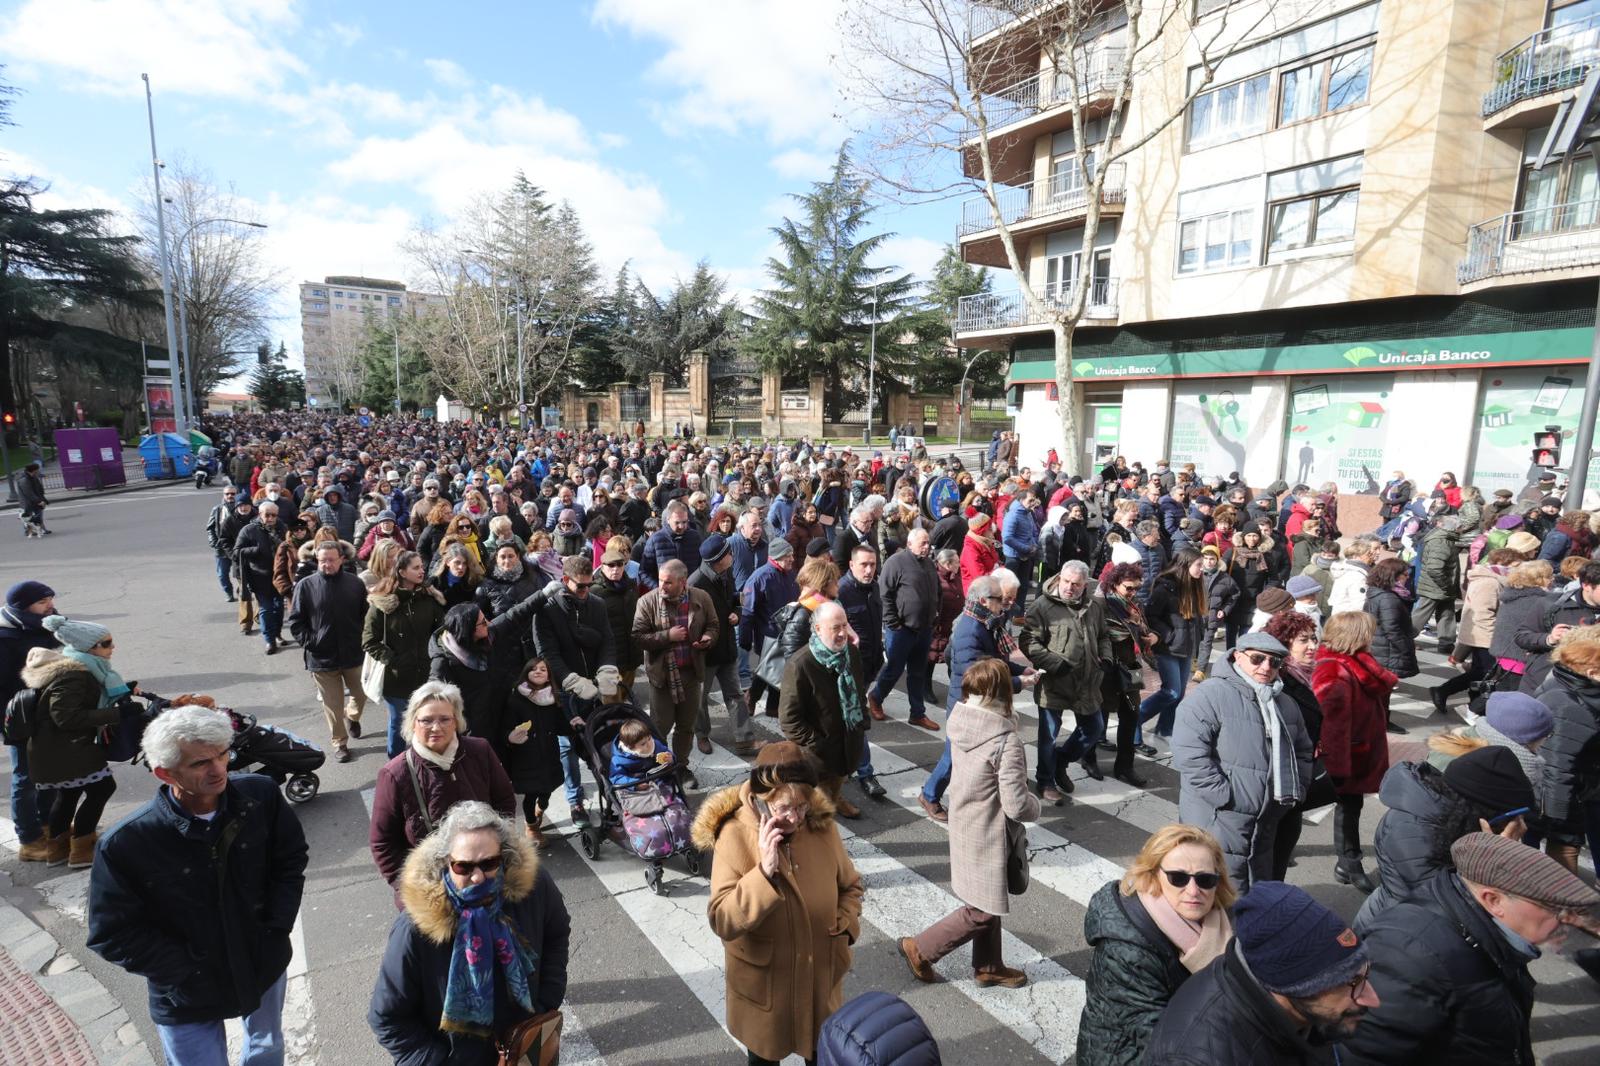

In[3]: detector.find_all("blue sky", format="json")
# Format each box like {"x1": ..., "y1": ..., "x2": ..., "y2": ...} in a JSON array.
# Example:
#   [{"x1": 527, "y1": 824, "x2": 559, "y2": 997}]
[{"x1": 0, "y1": 0, "x2": 953, "y2": 373}]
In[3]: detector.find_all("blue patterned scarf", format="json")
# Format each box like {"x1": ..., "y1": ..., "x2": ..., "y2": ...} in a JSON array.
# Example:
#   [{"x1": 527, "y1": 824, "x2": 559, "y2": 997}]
[
  {"x1": 439, "y1": 873, "x2": 540, "y2": 1037},
  {"x1": 808, "y1": 633, "x2": 864, "y2": 730}
]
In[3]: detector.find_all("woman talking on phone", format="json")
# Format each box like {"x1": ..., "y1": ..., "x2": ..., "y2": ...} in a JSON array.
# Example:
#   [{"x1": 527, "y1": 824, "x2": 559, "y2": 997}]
[{"x1": 693, "y1": 741, "x2": 863, "y2": 1066}]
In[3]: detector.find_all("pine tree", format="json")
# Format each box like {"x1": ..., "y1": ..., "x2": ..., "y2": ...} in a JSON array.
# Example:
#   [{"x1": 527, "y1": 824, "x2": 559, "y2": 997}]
[
  {"x1": 745, "y1": 144, "x2": 919, "y2": 421},
  {"x1": 247, "y1": 341, "x2": 305, "y2": 411},
  {"x1": 905, "y1": 245, "x2": 1007, "y2": 398},
  {"x1": 615, "y1": 261, "x2": 739, "y2": 385}
]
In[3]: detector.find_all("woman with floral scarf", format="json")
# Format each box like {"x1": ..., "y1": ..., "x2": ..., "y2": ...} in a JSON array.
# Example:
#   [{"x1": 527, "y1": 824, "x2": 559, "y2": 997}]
[
  {"x1": 371, "y1": 801, "x2": 568, "y2": 1064},
  {"x1": 1098, "y1": 562, "x2": 1159, "y2": 788}
]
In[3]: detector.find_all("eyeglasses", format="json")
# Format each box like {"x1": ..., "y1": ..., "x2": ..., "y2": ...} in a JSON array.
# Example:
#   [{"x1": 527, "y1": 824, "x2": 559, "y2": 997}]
[
  {"x1": 415, "y1": 716, "x2": 455, "y2": 730},
  {"x1": 447, "y1": 855, "x2": 503, "y2": 877},
  {"x1": 1161, "y1": 868, "x2": 1221, "y2": 890},
  {"x1": 1241, "y1": 651, "x2": 1283, "y2": 669},
  {"x1": 770, "y1": 804, "x2": 810, "y2": 821},
  {"x1": 1341, "y1": 969, "x2": 1372, "y2": 1001}
]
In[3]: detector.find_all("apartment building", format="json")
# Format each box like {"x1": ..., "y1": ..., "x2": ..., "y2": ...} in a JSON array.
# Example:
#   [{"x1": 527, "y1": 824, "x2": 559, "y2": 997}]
[
  {"x1": 960, "y1": 0, "x2": 1600, "y2": 495},
  {"x1": 299, "y1": 276, "x2": 445, "y2": 409}
]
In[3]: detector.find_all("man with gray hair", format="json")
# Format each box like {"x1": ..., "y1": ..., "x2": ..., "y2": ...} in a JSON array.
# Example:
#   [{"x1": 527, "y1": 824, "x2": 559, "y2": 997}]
[
  {"x1": 235, "y1": 500, "x2": 287, "y2": 654},
  {"x1": 633, "y1": 557, "x2": 719, "y2": 787},
  {"x1": 1021, "y1": 559, "x2": 1112, "y2": 803},
  {"x1": 832, "y1": 500, "x2": 880, "y2": 569},
  {"x1": 88, "y1": 704, "x2": 307, "y2": 1064}
]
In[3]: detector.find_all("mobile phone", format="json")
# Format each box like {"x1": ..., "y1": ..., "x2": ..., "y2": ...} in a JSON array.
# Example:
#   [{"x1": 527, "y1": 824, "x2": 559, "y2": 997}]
[{"x1": 751, "y1": 796, "x2": 770, "y2": 823}]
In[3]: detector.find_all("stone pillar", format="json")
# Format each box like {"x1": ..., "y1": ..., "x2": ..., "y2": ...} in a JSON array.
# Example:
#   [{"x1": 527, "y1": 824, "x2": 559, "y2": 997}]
[
  {"x1": 649, "y1": 372, "x2": 667, "y2": 434},
  {"x1": 561, "y1": 385, "x2": 581, "y2": 429},
  {"x1": 761, "y1": 365, "x2": 781, "y2": 437},
  {"x1": 808, "y1": 374, "x2": 826, "y2": 438},
  {"x1": 687, "y1": 350, "x2": 710, "y2": 428},
  {"x1": 608, "y1": 384, "x2": 625, "y2": 434}
]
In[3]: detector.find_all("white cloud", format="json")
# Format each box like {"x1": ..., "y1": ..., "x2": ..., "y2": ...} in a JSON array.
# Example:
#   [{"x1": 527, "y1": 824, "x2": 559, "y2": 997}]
[
  {"x1": 0, "y1": 0, "x2": 305, "y2": 98},
  {"x1": 874, "y1": 234, "x2": 945, "y2": 283},
  {"x1": 592, "y1": 0, "x2": 848, "y2": 145},
  {"x1": 422, "y1": 57, "x2": 470, "y2": 89},
  {"x1": 770, "y1": 148, "x2": 837, "y2": 180}
]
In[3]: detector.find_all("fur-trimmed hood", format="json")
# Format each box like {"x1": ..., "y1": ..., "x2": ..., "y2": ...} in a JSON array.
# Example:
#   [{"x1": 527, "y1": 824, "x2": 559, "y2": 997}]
[
  {"x1": 297, "y1": 538, "x2": 356, "y2": 563},
  {"x1": 689, "y1": 780, "x2": 835, "y2": 852},
  {"x1": 368, "y1": 585, "x2": 447, "y2": 614},
  {"x1": 396, "y1": 829, "x2": 541, "y2": 945},
  {"x1": 20, "y1": 647, "x2": 85, "y2": 689}
]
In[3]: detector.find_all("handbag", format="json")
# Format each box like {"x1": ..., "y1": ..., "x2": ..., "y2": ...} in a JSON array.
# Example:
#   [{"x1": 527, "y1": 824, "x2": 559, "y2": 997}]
[
  {"x1": 496, "y1": 1008, "x2": 563, "y2": 1066},
  {"x1": 361, "y1": 610, "x2": 388, "y2": 703},
  {"x1": 989, "y1": 732, "x2": 1030, "y2": 895},
  {"x1": 753, "y1": 604, "x2": 797, "y2": 689}
]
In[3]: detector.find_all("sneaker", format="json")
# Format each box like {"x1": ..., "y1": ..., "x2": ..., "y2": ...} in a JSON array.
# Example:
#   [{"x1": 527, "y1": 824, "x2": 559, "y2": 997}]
[
  {"x1": 859, "y1": 774, "x2": 887, "y2": 799},
  {"x1": 907, "y1": 715, "x2": 941, "y2": 732},
  {"x1": 918, "y1": 794, "x2": 948, "y2": 822},
  {"x1": 346, "y1": 716, "x2": 362, "y2": 739},
  {"x1": 975, "y1": 965, "x2": 1028, "y2": 988}
]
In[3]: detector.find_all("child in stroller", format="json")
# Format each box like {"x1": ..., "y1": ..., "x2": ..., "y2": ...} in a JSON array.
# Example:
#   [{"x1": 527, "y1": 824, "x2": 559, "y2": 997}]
[
  {"x1": 142, "y1": 694, "x2": 325, "y2": 803},
  {"x1": 575, "y1": 702, "x2": 700, "y2": 894}
]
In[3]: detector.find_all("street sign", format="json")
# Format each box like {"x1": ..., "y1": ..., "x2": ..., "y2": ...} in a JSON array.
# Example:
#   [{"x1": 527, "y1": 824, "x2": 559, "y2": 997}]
[
  {"x1": 358, "y1": 406, "x2": 370, "y2": 416},
  {"x1": 358, "y1": 415, "x2": 371, "y2": 427},
  {"x1": 518, "y1": 402, "x2": 529, "y2": 413},
  {"x1": 146, "y1": 359, "x2": 173, "y2": 370}
]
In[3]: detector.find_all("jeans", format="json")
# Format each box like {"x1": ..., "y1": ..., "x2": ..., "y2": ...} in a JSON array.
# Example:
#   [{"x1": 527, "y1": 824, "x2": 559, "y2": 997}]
[
  {"x1": 214, "y1": 556, "x2": 233, "y2": 598},
  {"x1": 384, "y1": 697, "x2": 408, "y2": 759},
  {"x1": 557, "y1": 736, "x2": 585, "y2": 808},
  {"x1": 1057, "y1": 710, "x2": 1105, "y2": 766},
  {"x1": 1035, "y1": 706, "x2": 1064, "y2": 789},
  {"x1": 157, "y1": 972, "x2": 286, "y2": 1066},
  {"x1": 257, "y1": 592, "x2": 284, "y2": 647},
  {"x1": 921, "y1": 738, "x2": 954, "y2": 804},
  {"x1": 856, "y1": 742, "x2": 875, "y2": 781},
  {"x1": 873, "y1": 625, "x2": 933, "y2": 719},
  {"x1": 7, "y1": 744, "x2": 41, "y2": 844},
  {"x1": 1137, "y1": 653, "x2": 1191, "y2": 741}
]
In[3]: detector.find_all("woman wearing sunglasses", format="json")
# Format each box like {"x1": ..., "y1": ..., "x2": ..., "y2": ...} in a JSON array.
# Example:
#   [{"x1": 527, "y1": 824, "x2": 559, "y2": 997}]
[
  {"x1": 370, "y1": 800, "x2": 569, "y2": 1065},
  {"x1": 1171, "y1": 632, "x2": 1314, "y2": 892},
  {"x1": 369, "y1": 682, "x2": 516, "y2": 889},
  {"x1": 1077, "y1": 824, "x2": 1236, "y2": 1066}
]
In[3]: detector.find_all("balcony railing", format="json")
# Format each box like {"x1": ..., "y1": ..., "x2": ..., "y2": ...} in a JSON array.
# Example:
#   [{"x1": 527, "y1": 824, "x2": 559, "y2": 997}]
[
  {"x1": 956, "y1": 278, "x2": 1119, "y2": 332},
  {"x1": 1458, "y1": 198, "x2": 1600, "y2": 283},
  {"x1": 1484, "y1": 14, "x2": 1600, "y2": 117},
  {"x1": 967, "y1": 49, "x2": 1126, "y2": 138},
  {"x1": 959, "y1": 162, "x2": 1126, "y2": 236},
  {"x1": 967, "y1": 2, "x2": 1054, "y2": 41}
]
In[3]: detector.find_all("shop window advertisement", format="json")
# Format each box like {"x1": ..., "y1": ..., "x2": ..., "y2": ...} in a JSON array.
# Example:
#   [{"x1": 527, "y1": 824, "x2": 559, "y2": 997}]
[
  {"x1": 1169, "y1": 382, "x2": 1252, "y2": 476},
  {"x1": 1470, "y1": 366, "x2": 1600, "y2": 495},
  {"x1": 1284, "y1": 374, "x2": 1393, "y2": 493}
]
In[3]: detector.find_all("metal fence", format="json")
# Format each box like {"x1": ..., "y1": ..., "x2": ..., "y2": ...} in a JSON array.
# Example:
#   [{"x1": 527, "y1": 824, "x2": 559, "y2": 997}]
[
  {"x1": 1458, "y1": 198, "x2": 1600, "y2": 284},
  {"x1": 958, "y1": 162, "x2": 1126, "y2": 236},
  {"x1": 1483, "y1": 14, "x2": 1600, "y2": 117},
  {"x1": 965, "y1": 49, "x2": 1125, "y2": 139}
]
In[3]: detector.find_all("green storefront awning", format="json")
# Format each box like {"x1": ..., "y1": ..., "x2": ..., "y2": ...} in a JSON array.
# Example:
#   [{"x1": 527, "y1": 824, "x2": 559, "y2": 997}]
[{"x1": 1007, "y1": 327, "x2": 1593, "y2": 384}]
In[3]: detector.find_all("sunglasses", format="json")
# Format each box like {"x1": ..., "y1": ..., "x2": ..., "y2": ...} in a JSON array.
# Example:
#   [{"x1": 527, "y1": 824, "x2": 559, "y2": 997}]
[
  {"x1": 1161, "y1": 867, "x2": 1221, "y2": 890},
  {"x1": 1241, "y1": 651, "x2": 1283, "y2": 669},
  {"x1": 568, "y1": 579, "x2": 593, "y2": 588},
  {"x1": 93, "y1": 638, "x2": 115, "y2": 649},
  {"x1": 447, "y1": 855, "x2": 503, "y2": 877}
]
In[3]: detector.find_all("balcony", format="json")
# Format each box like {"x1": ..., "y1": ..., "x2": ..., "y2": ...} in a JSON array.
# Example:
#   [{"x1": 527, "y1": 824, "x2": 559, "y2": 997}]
[
  {"x1": 958, "y1": 163, "x2": 1126, "y2": 266},
  {"x1": 961, "y1": 50, "x2": 1125, "y2": 182},
  {"x1": 1458, "y1": 198, "x2": 1600, "y2": 286},
  {"x1": 956, "y1": 278, "x2": 1119, "y2": 335},
  {"x1": 967, "y1": 1, "x2": 1057, "y2": 43},
  {"x1": 1483, "y1": 15, "x2": 1600, "y2": 125}
]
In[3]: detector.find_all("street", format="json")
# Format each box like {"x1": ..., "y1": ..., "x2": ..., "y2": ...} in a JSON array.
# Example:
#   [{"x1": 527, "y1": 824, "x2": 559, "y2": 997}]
[{"x1": 1, "y1": 485, "x2": 1595, "y2": 1066}]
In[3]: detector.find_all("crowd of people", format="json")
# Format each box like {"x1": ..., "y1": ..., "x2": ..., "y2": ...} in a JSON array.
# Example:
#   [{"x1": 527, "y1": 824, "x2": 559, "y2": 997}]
[{"x1": 5, "y1": 412, "x2": 1600, "y2": 1064}]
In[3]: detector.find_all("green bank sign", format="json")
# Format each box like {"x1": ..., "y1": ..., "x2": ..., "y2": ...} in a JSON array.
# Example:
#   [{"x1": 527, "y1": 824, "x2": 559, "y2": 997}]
[{"x1": 1008, "y1": 327, "x2": 1592, "y2": 383}]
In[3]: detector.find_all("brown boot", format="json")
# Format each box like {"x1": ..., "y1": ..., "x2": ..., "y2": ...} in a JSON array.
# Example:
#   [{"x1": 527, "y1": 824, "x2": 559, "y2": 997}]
[
  {"x1": 975, "y1": 964, "x2": 1028, "y2": 988},
  {"x1": 866, "y1": 692, "x2": 887, "y2": 721},
  {"x1": 825, "y1": 777, "x2": 861, "y2": 819},
  {"x1": 524, "y1": 822, "x2": 547, "y2": 849},
  {"x1": 44, "y1": 832, "x2": 70, "y2": 867},
  {"x1": 899, "y1": 937, "x2": 937, "y2": 983},
  {"x1": 67, "y1": 832, "x2": 99, "y2": 870},
  {"x1": 16, "y1": 837, "x2": 49, "y2": 862}
]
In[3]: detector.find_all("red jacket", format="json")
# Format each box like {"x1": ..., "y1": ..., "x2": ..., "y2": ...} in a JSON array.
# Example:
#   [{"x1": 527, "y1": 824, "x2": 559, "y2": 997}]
[
  {"x1": 1284, "y1": 502, "x2": 1312, "y2": 538},
  {"x1": 960, "y1": 534, "x2": 1000, "y2": 593},
  {"x1": 1311, "y1": 648, "x2": 1396, "y2": 795}
]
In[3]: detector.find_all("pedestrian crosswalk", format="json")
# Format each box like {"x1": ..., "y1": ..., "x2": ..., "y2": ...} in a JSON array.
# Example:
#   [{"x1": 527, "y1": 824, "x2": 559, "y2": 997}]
[{"x1": 5, "y1": 643, "x2": 1585, "y2": 1065}]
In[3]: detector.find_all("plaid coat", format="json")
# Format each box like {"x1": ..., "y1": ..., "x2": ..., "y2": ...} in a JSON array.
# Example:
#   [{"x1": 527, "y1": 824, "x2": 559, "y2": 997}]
[{"x1": 946, "y1": 698, "x2": 1041, "y2": 915}]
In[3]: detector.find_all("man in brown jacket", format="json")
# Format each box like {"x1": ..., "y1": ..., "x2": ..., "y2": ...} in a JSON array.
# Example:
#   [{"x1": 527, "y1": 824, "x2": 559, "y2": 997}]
[
  {"x1": 778, "y1": 601, "x2": 870, "y2": 819},
  {"x1": 632, "y1": 558, "x2": 718, "y2": 787}
]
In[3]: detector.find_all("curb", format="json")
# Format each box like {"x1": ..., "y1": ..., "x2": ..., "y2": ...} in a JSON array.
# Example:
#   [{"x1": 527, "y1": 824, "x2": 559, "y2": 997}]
[
  {"x1": 0, "y1": 888, "x2": 156, "y2": 1066},
  {"x1": 1, "y1": 477, "x2": 181, "y2": 514}
]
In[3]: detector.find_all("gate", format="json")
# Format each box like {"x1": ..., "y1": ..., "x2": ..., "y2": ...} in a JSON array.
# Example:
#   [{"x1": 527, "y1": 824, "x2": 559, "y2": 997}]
[
  {"x1": 618, "y1": 385, "x2": 651, "y2": 425},
  {"x1": 709, "y1": 352, "x2": 762, "y2": 432}
]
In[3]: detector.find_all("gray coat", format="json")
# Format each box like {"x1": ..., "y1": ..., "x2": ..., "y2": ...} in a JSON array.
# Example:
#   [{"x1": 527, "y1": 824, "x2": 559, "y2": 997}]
[{"x1": 1171, "y1": 655, "x2": 1313, "y2": 889}]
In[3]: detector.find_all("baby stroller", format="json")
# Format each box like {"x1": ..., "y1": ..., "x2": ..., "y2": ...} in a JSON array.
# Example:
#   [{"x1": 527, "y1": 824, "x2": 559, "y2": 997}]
[
  {"x1": 142, "y1": 695, "x2": 326, "y2": 803},
  {"x1": 573, "y1": 700, "x2": 701, "y2": 895}
]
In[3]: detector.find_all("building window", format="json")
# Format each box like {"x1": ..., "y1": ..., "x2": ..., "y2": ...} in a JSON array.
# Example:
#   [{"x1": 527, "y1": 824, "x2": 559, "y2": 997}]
[
  {"x1": 1194, "y1": 0, "x2": 1237, "y2": 18},
  {"x1": 333, "y1": 290, "x2": 344, "y2": 297},
  {"x1": 388, "y1": 295, "x2": 402, "y2": 306},
  {"x1": 1278, "y1": 46, "x2": 1372, "y2": 126},
  {"x1": 334, "y1": 303, "x2": 345, "y2": 310},
  {"x1": 309, "y1": 301, "x2": 327, "y2": 310},
  {"x1": 311, "y1": 288, "x2": 327, "y2": 297},
  {"x1": 1186, "y1": 73, "x2": 1270, "y2": 148},
  {"x1": 1176, "y1": 176, "x2": 1260, "y2": 274},
  {"x1": 1516, "y1": 126, "x2": 1599, "y2": 235},
  {"x1": 1265, "y1": 154, "x2": 1363, "y2": 259}
]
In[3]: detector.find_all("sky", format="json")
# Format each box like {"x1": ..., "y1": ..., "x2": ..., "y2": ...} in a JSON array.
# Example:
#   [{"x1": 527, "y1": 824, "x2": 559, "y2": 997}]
[{"x1": 0, "y1": 0, "x2": 954, "y2": 378}]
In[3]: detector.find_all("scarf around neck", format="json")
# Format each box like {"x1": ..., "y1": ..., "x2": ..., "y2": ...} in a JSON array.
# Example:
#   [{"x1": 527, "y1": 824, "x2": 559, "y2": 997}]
[
  {"x1": 442, "y1": 631, "x2": 488, "y2": 672},
  {"x1": 1138, "y1": 889, "x2": 1234, "y2": 973},
  {"x1": 439, "y1": 873, "x2": 540, "y2": 1037},
  {"x1": 809, "y1": 633, "x2": 865, "y2": 729},
  {"x1": 1240, "y1": 671, "x2": 1300, "y2": 803},
  {"x1": 63, "y1": 649, "x2": 131, "y2": 706},
  {"x1": 412, "y1": 735, "x2": 460, "y2": 771},
  {"x1": 963, "y1": 600, "x2": 1017, "y2": 658}
]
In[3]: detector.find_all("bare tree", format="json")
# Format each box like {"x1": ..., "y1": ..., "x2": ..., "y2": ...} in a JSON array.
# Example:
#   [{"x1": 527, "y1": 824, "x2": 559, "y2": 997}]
[
  {"x1": 321, "y1": 310, "x2": 371, "y2": 409},
  {"x1": 137, "y1": 160, "x2": 280, "y2": 398},
  {"x1": 403, "y1": 175, "x2": 599, "y2": 412},
  {"x1": 840, "y1": 0, "x2": 1298, "y2": 473}
]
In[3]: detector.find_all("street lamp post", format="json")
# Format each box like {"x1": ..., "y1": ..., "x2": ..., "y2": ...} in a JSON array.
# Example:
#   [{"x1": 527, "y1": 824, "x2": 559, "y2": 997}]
[
  {"x1": 141, "y1": 74, "x2": 184, "y2": 435},
  {"x1": 167, "y1": 215, "x2": 268, "y2": 429},
  {"x1": 956, "y1": 346, "x2": 986, "y2": 451},
  {"x1": 864, "y1": 284, "x2": 878, "y2": 446}
]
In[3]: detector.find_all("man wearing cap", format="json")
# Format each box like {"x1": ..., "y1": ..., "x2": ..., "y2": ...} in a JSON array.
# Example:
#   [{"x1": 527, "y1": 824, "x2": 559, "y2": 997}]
[
  {"x1": 1344, "y1": 833, "x2": 1600, "y2": 1065},
  {"x1": 689, "y1": 534, "x2": 756, "y2": 757},
  {"x1": 1145, "y1": 881, "x2": 1379, "y2": 1065},
  {"x1": 1172, "y1": 633, "x2": 1314, "y2": 891},
  {"x1": 2, "y1": 580, "x2": 58, "y2": 861},
  {"x1": 407, "y1": 477, "x2": 443, "y2": 536},
  {"x1": 741, "y1": 538, "x2": 799, "y2": 716},
  {"x1": 1481, "y1": 487, "x2": 1518, "y2": 529}
]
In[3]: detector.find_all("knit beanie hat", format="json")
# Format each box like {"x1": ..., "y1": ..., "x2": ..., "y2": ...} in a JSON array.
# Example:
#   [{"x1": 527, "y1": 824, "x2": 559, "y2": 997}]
[
  {"x1": 1443, "y1": 745, "x2": 1537, "y2": 817},
  {"x1": 969, "y1": 513, "x2": 992, "y2": 534},
  {"x1": 1505, "y1": 531, "x2": 1540, "y2": 556},
  {"x1": 1233, "y1": 881, "x2": 1369, "y2": 997},
  {"x1": 6, "y1": 580, "x2": 55, "y2": 610},
  {"x1": 1285, "y1": 575, "x2": 1322, "y2": 600},
  {"x1": 1255, "y1": 587, "x2": 1295, "y2": 615},
  {"x1": 1484, "y1": 692, "x2": 1555, "y2": 746},
  {"x1": 42, "y1": 614, "x2": 111, "y2": 652}
]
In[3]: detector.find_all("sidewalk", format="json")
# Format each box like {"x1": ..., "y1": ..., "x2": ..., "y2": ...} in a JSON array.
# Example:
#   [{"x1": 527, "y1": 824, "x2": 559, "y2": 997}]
[{"x1": 0, "y1": 890, "x2": 154, "y2": 1066}]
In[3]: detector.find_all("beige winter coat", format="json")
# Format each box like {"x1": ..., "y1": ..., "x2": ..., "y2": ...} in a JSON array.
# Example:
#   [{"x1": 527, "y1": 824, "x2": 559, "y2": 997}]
[
  {"x1": 1458, "y1": 563, "x2": 1505, "y2": 650},
  {"x1": 946, "y1": 695, "x2": 1041, "y2": 916}
]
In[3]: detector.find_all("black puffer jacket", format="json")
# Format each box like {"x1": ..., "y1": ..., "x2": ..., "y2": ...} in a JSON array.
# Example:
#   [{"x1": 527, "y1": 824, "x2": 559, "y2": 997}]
[
  {"x1": 1345, "y1": 871, "x2": 1536, "y2": 1066},
  {"x1": 1144, "y1": 941, "x2": 1343, "y2": 1066},
  {"x1": 1532, "y1": 664, "x2": 1600, "y2": 843},
  {"x1": 1363, "y1": 584, "x2": 1418, "y2": 678},
  {"x1": 531, "y1": 587, "x2": 617, "y2": 687},
  {"x1": 1355, "y1": 760, "x2": 1471, "y2": 929},
  {"x1": 1490, "y1": 584, "x2": 1555, "y2": 666},
  {"x1": 1518, "y1": 584, "x2": 1600, "y2": 691},
  {"x1": 1076, "y1": 880, "x2": 1190, "y2": 1066},
  {"x1": 589, "y1": 569, "x2": 641, "y2": 673},
  {"x1": 474, "y1": 565, "x2": 545, "y2": 621}
]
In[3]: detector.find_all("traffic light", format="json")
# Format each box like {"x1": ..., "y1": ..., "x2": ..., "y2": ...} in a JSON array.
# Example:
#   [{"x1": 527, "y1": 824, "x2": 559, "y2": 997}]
[
  {"x1": 1, "y1": 411, "x2": 14, "y2": 428},
  {"x1": 1532, "y1": 427, "x2": 1561, "y2": 469}
]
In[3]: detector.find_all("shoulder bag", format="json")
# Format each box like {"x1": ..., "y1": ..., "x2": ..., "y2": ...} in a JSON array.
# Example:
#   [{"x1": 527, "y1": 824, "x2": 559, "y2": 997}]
[
  {"x1": 753, "y1": 603, "x2": 797, "y2": 689},
  {"x1": 404, "y1": 751, "x2": 435, "y2": 834},
  {"x1": 989, "y1": 730, "x2": 1031, "y2": 895},
  {"x1": 360, "y1": 609, "x2": 388, "y2": 703},
  {"x1": 496, "y1": 1008, "x2": 563, "y2": 1066}
]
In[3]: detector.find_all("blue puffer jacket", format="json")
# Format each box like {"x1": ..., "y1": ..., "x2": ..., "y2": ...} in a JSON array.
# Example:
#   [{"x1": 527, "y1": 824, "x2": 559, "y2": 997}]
[
  {"x1": 817, "y1": 991, "x2": 941, "y2": 1066},
  {"x1": 945, "y1": 610, "x2": 1024, "y2": 711},
  {"x1": 1001, "y1": 499, "x2": 1039, "y2": 561}
]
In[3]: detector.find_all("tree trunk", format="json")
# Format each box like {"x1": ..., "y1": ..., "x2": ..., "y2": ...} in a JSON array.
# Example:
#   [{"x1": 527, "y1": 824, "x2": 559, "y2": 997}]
[{"x1": 1053, "y1": 320, "x2": 1081, "y2": 478}]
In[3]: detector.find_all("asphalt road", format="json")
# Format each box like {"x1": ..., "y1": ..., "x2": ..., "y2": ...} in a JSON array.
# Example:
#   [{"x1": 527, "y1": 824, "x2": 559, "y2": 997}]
[{"x1": 1, "y1": 484, "x2": 1596, "y2": 1065}]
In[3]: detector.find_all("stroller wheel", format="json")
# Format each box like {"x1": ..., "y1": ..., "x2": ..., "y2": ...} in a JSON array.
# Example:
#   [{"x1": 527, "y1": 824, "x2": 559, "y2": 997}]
[
  {"x1": 579, "y1": 826, "x2": 601, "y2": 860},
  {"x1": 645, "y1": 864, "x2": 665, "y2": 896},
  {"x1": 284, "y1": 773, "x2": 320, "y2": 804},
  {"x1": 684, "y1": 848, "x2": 704, "y2": 877}
]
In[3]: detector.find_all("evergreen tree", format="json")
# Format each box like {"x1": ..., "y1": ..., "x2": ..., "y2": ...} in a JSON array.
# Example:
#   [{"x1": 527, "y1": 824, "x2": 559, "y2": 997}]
[
  {"x1": 357, "y1": 317, "x2": 433, "y2": 412},
  {"x1": 247, "y1": 341, "x2": 305, "y2": 411},
  {"x1": 745, "y1": 144, "x2": 919, "y2": 421},
  {"x1": 905, "y1": 245, "x2": 1007, "y2": 398},
  {"x1": 570, "y1": 265, "x2": 636, "y2": 388},
  {"x1": 615, "y1": 261, "x2": 739, "y2": 385}
]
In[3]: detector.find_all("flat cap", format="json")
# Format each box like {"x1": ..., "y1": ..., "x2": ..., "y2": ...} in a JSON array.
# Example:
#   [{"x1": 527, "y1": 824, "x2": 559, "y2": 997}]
[
  {"x1": 1451, "y1": 832, "x2": 1600, "y2": 911},
  {"x1": 1234, "y1": 631, "x2": 1289, "y2": 657}
]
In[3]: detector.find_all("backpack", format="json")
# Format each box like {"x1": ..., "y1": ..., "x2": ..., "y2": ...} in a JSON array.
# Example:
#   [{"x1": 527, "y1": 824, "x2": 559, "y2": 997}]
[
  {"x1": 1484, "y1": 527, "x2": 1511, "y2": 552},
  {"x1": 2, "y1": 687, "x2": 40, "y2": 746}
]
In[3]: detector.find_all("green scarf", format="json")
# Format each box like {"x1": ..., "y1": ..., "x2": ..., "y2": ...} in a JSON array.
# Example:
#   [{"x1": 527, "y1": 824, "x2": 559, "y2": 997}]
[
  {"x1": 63, "y1": 649, "x2": 131, "y2": 707},
  {"x1": 808, "y1": 633, "x2": 865, "y2": 730}
]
